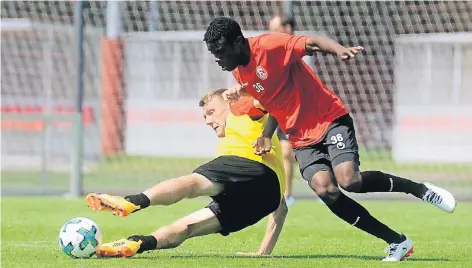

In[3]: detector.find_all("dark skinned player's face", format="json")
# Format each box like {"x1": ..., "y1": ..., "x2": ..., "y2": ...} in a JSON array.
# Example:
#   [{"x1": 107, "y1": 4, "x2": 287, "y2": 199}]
[{"x1": 206, "y1": 36, "x2": 243, "y2": 72}]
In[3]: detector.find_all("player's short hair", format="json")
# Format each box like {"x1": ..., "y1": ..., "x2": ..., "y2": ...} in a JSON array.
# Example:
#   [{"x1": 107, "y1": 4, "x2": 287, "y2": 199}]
[
  {"x1": 203, "y1": 17, "x2": 245, "y2": 48},
  {"x1": 273, "y1": 14, "x2": 296, "y2": 31},
  {"x1": 199, "y1": 88, "x2": 227, "y2": 107}
]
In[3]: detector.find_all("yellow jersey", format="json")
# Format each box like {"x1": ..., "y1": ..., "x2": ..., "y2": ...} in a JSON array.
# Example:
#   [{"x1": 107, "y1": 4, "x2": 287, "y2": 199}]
[{"x1": 216, "y1": 113, "x2": 286, "y2": 198}]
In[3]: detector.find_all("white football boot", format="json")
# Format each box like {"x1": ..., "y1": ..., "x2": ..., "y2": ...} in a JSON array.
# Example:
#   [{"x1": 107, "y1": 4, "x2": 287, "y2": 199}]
[
  {"x1": 382, "y1": 235, "x2": 414, "y2": 262},
  {"x1": 422, "y1": 182, "x2": 457, "y2": 213}
]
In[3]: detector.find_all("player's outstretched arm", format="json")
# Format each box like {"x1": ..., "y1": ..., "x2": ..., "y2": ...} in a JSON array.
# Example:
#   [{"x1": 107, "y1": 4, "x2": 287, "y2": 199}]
[
  {"x1": 305, "y1": 36, "x2": 364, "y2": 61},
  {"x1": 253, "y1": 114, "x2": 278, "y2": 156},
  {"x1": 237, "y1": 197, "x2": 289, "y2": 256}
]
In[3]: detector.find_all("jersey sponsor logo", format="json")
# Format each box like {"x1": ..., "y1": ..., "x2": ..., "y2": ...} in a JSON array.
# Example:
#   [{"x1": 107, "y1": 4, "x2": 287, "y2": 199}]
[
  {"x1": 256, "y1": 66, "x2": 268, "y2": 80},
  {"x1": 330, "y1": 133, "x2": 345, "y2": 150}
]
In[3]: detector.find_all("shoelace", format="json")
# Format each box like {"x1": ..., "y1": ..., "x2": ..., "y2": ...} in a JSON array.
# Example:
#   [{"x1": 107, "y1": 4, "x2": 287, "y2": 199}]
[
  {"x1": 385, "y1": 244, "x2": 399, "y2": 257},
  {"x1": 424, "y1": 190, "x2": 443, "y2": 205}
]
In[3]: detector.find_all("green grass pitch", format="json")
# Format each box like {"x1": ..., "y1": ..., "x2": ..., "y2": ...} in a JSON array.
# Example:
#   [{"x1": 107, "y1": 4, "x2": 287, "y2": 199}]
[{"x1": 2, "y1": 198, "x2": 471, "y2": 267}]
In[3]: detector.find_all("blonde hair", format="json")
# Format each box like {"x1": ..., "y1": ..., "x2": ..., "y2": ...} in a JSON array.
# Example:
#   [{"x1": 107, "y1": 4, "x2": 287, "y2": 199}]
[{"x1": 199, "y1": 88, "x2": 227, "y2": 107}]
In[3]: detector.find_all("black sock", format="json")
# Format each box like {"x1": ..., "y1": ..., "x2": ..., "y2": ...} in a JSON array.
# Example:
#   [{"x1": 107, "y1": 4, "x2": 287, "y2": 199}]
[
  {"x1": 128, "y1": 235, "x2": 158, "y2": 253},
  {"x1": 327, "y1": 193, "x2": 404, "y2": 244},
  {"x1": 125, "y1": 193, "x2": 150, "y2": 209},
  {"x1": 359, "y1": 171, "x2": 428, "y2": 198}
]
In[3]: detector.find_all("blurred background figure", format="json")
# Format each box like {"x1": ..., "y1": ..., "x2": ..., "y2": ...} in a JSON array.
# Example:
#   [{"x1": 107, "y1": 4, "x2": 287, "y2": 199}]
[
  {"x1": 268, "y1": 14, "x2": 294, "y2": 34},
  {"x1": 269, "y1": 14, "x2": 315, "y2": 69},
  {"x1": 267, "y1": 14, "x2": 303, "y2": 207},
  {"x1": 268, "y1": 14, "x2": 295, "y2": 207},
  {"x1": 268, "y1": 14, "x2": 321, "y2": 206}
]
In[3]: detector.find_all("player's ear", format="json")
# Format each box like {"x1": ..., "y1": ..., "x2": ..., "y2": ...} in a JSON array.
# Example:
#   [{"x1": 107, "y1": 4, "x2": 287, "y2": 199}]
[{"x1": 234, "y1": 36, "x2": 243, "y2": 49}]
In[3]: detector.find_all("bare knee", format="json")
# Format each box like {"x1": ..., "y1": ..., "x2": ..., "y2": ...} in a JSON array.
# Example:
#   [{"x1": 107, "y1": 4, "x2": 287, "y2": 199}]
[
  {"x1": 334, "y1": 162, "x2": 361, "y2": 192},
  {"x1": 309, "y1": 171, "x2": 341, "y2": 205}
]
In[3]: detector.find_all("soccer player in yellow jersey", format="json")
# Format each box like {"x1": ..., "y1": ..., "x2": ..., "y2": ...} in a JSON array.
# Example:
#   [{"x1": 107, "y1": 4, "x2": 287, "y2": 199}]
[{"x1": 85, "y1": 89, "x2": 288, "y2": 258}]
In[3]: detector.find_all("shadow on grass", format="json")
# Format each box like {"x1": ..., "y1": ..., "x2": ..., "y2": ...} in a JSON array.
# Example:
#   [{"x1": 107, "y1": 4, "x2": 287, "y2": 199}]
[{"x1": 120, "y1": 254, "x2": 449, "y2": 262}]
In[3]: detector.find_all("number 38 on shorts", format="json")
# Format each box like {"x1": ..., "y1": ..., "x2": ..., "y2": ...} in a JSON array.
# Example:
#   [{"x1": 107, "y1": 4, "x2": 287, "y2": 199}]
[{"x1": 330, "y1": 133, "x2": 345, "y2": 150}]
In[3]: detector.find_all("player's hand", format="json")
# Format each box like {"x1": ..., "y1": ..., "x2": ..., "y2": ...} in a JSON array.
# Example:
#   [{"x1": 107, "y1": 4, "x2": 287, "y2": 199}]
[
  {"x1": 253, "y1": 99, "x2": 265, "y2": 111},
  {"x1": 222, "y1": 83, "x2": 248, "y2": 103},
  {"x1": 236, "y1": 251, "x2": 268, "y2": 256},
  {"x1": 337, "y1": 46, "x2": 364, "y2": 61},
  {"x1": 252, "y1": 136, "x2": 272, "y2": 156}
]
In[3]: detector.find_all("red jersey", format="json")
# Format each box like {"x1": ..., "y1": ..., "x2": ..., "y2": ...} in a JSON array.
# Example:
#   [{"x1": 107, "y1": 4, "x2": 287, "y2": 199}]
[{"x1": 232, "y1": 33, "x2": 348, "y2": 148}]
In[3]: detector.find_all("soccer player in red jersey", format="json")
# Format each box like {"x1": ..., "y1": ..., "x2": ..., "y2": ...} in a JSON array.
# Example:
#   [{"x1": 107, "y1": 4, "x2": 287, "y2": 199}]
[{"x1": 204, "y1": 17, "x2": 457, "y2": 261}]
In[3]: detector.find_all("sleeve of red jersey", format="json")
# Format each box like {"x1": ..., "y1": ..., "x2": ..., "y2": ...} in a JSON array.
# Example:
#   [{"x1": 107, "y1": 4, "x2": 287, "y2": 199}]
[
  {"x1": 229, "y1": 96, "x2": 265, "y2": 117},
  {"x1": 259, "y1": 33, "x2": 309, "y2": 66}
]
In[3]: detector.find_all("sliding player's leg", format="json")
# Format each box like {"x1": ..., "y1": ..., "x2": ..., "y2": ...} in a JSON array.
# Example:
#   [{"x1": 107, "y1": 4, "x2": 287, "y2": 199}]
[
  {"x1": 96, "y1": 156, "x2": 282, "y2": 258},
  {"x1": 96, "y1": 208, "x2": 222, "y2": 258},
  {"x1": 86, "y1": 173, "x2": 224, "y2": 216},
  {"x1": 325, "y1": 115, "x2": 456, "y2": 213}
]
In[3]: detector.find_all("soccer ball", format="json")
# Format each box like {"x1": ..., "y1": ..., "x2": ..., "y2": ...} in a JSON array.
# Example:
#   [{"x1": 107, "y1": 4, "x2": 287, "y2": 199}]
[{"x1": 58, "y1": 217, "x2": 102, "y2": 258}]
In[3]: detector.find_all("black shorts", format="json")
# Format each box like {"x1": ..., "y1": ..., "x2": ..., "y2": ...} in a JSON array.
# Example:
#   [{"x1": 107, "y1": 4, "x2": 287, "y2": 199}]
[
  {"x1": 193, "y1": 156, "x2": 281, "y2": 236},
  {"x1": 276, "y1": 127, "x2": 289, "y2": 141},
  {"x1": 293, "y1": 114, "x2": 360, "y2": 184}
]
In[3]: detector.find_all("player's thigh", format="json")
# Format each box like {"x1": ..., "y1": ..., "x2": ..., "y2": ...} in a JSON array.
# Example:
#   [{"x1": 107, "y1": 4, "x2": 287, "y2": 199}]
[
  {"x1": 176, "y1": 173, "x2": 224, "y2": 198},
  {"x1": 170, "y1": 208, "x2": 222, "y2": 238},
  {"x1": 293, "y1": 142, "x2": 331, "y2": 184},
  {"x1": 324, "y1": 114, "x2": 360, "y2": 168}
]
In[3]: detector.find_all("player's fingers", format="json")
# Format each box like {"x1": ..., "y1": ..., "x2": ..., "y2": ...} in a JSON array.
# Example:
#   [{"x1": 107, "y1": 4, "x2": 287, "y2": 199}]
[
  {"x1": 351, "y1": 47, "x2": 362, "y2": 54},
  {"x1": 254, "y1": 145, "x2": 262, "y2": 155},
  {"x1": 230, "y1": 93, "x2": 239, "y2": 102}
]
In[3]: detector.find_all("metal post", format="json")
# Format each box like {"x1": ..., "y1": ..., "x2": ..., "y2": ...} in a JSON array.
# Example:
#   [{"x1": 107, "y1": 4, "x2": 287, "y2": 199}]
[
  {"x1": 71, "y1": 0, "x2": 85, "y2": 197},
  {"x1": 41, "y1": 27, "x2": 53, "y2": 193},
  {"x1": 422, "y1": 44, "x2": 432, "y2": 104},
  {"x1": 283, "y1": 0, "x2": 294, "y2": 18},
  {"x1": 452, "y1": 44, "x2": 462, "y2": 106},
  {"x1": 173, "y1": 43, "x2": 181, "y2": 99},
  {"x1": 201, "y1": 43, "x2": 209, "y2": 97},
  {"x1": 107, "y1": 1, "x2": 123, "y2": 38},
  {"x1": 149, "y1": 1, "x2": 159, "y2": 31}
]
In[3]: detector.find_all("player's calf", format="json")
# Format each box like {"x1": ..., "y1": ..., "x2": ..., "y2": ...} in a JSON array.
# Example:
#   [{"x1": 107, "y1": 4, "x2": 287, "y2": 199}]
[
  {"x1": 96, "y1": 226, "x2": 190, "y2": 258},
  {"x1": 97, "y1": 208, "x2": 221, "y2": 258},
  {"x1": 151, "y1": 223, "x2": 189, "y2": 249}
]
